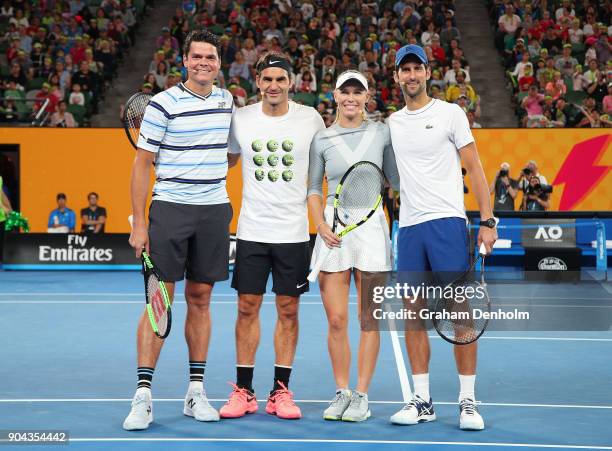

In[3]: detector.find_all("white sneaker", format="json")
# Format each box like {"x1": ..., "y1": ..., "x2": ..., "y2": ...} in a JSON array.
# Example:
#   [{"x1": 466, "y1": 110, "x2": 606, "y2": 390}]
[
  {"x1": 342, "y1": 391, "x2": 371, "y2": 422},
  {"x1": 459, "y1": 398, "x2": 485, "y2": 430},
  {"x1": 323, "y1": 389, "x2": 352, "y2": 420},
  {"x1": 390, "y1": 395, "x2": 436, "y2": 425},
  {"x1": 184, "y1": 388, "x2": 220, "y2": 422},
  {"x1": 123, "y1": 389, "x2": 153, "y2": 430}
]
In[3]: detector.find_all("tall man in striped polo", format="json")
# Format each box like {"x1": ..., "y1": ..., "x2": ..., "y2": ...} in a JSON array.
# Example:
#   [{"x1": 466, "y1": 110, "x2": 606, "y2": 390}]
[{"x1": 124, "y1": 29, "x2": 234, "y2": 430}]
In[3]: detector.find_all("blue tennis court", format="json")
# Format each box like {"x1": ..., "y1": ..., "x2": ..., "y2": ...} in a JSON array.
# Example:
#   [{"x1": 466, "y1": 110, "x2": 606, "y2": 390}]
[{"x1": 1, "y1": 270, "x2": 611, "y2": 450}]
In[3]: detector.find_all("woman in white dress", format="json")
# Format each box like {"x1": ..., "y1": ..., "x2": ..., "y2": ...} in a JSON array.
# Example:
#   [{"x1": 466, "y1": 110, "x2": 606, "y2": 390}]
[{"x1": 308, "y1": 70, "x2": 399, "y2": 422}]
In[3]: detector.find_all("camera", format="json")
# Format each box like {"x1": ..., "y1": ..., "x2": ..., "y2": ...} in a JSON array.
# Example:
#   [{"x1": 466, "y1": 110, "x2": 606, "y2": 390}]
[
  {"x1": 526, "y1": 183, "x2": 553, "y2": 195},
  {"x1": 499, "y1": 169, "x2": 509, "y2": 177},
  {"x1": 522, "y1": 167, "x2": 532, "y2": 176}
]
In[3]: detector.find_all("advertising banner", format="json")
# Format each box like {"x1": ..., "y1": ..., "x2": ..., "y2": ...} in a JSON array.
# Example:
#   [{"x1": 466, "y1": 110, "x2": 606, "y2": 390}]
[
  {"x1": 521, "y1": 219, "x2": 576, "y2": 248},
  {"x1": 3, "y1": 233, "x2": 137, "y2": 270}
]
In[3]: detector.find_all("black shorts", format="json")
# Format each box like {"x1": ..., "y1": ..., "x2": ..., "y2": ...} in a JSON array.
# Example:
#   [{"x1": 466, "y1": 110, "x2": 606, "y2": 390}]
[
  {"x1": 231, "y1": 239, "x2": 310, "y2": 297},
  {"x1": 148, "y1": 200, "x2": 232, "y2": 283}
]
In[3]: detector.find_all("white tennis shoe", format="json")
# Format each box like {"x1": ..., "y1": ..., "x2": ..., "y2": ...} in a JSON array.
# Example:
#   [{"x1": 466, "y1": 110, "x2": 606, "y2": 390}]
[
  {"x1": 123, "y1": 389, "x2": 153, "y2": 430},
  {"x1": 323, "y1": 389, "x2": 352, "y2": 420},
  {"x1": 390, "y1": 395, "x2": 436, "y2": 425},
  {"x1": 184, "y1": 387, "x2": 220, "y2": 422},
  {"x1": 342, "y1": 391, "x2": 371, "y2": 422},
  {"x1": 459, "y1": 398, "x2": 485, "y2": 430}
]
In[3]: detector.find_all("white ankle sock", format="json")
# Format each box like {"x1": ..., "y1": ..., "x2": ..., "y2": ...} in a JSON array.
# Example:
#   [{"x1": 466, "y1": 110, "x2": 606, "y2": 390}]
[
  {"x1": 412, "y1": 373, "x2": 430, "y2": 401},
  {"x1": 458, "y1": 374, "x2": 476, "y2": 401}
]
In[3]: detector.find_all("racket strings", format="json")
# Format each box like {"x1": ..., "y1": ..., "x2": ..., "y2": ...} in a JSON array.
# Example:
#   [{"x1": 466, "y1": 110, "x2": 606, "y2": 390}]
[
  {"x1": 337, "y1": 164, "x2": 384, "y2": 226},
  {"x1": 125, "y1": 94, "x2": 152, "y2": 143},
  {"x1": 147, "y1": 274, "x2": 168, "y2": 333},
  {"x1": 432, "y1": 273, "x2": 489, "y2": 344}
]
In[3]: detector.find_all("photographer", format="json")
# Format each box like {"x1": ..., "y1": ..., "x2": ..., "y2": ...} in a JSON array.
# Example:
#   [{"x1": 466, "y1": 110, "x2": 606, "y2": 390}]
[
  {"x1": 518, "y1": 160, "x2": 547, "y2": 192},
  {"x1": 489, "y1": 162, "x2": 518, "y2": 211},
  {"x1": 521, "y1": 176, "x2": 552, "y2": 211},
  {"x1": 586, "y1": 70, "x2": 608, "y2": 107}
]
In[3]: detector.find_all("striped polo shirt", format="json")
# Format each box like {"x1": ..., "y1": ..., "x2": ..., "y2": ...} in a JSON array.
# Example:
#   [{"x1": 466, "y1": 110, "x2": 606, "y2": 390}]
[{"x1": 137, "y1": 83, "x2": 234, "y2": 205}]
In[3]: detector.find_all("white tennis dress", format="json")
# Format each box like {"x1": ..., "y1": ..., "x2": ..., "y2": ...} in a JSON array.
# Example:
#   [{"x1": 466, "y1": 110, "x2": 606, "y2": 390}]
[{"x1": 311, "y1": 205, "x2": 393, "y2": 272}]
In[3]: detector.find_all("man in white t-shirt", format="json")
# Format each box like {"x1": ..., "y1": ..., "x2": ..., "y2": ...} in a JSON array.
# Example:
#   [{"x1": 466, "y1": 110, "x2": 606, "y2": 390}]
[
  {"x1": 496, "y1": 4, "x2": 521, "y2": 50},
  {"x1": 555, "y1": 0, "x2": 575, "y2": 21},
  {"x1": 387, "y1": 44, "x2": 497, "y2": 430},
  {"x1": 222, "y1": 52, "x2": 325, "y2": 420},
  {"x1": 498, "y1": 4, "x2": 521, "y2": 34}
]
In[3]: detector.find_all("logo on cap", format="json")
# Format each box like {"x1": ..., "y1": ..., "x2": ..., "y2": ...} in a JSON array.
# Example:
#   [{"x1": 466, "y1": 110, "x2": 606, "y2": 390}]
[{"x1": 395, "y1": 44, "x2": 429, "y2": 67}]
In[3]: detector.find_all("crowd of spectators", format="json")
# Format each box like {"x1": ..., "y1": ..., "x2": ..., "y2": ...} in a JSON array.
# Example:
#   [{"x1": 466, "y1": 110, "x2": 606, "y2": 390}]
[
  {"x1": 0, "y1": 0, "x2": 147, "y2": 126},
  {"x1": 141, "y1": 0, "x2": 481, "y2": 127},
  {"x1": 491, "y1": 0, "x2": 611, "y2": 128}
]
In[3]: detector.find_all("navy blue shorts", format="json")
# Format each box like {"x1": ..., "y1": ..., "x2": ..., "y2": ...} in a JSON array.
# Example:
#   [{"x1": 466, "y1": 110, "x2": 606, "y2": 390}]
[{"x1": 397, "y1": 217, "x2": 470, "y2": 273}]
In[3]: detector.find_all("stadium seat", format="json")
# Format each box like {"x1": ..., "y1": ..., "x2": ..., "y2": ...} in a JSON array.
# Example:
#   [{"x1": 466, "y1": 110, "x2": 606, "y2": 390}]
[
  {"x1": 25, "y1": 90, "x2": 41, "y2": 101},
  {"x1": 565, "y1": 90, "x2": 587, "y2": 105},
  {"x1": 238, "y1": 77, "x2": 253, "y2": 97},
  {"x1": 67, "y1": 104, "x2": 86, "y2": 127},
  {"x1": 134, "y1": 0, "x2": 146, "y2": 15},
  {"x1": 26, "y1": 78, "x2": 46, "y2": 91},
  {"x1": 14, "y1": 99, "x2": 31, "y2": 120},
  {"x1": 292, "y1": 92, "x2": 317, "y2": 107}
]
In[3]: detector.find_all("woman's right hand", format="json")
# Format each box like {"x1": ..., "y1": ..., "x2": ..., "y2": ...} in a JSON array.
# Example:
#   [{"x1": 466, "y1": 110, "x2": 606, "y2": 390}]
[{"x1": 317, "y1": 222, "x2": 342, "y2": 248}]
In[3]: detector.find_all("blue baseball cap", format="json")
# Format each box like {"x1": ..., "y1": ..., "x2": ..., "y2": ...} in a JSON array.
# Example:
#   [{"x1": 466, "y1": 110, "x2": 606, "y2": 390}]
[{"x1": 395, "y1": 44, "x2": 428, "y2": 67}]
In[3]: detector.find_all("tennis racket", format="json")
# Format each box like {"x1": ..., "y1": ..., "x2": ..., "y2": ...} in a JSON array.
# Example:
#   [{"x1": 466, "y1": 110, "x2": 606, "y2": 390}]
[
  {"x1": 122, "y1": 92, "x2": 153, "y2": 149},
  {"x1": 430, "y1": 242, "x2": 491, "y2": 345},
  {"x1": 307, "y1": 161, "x2": 385, "y2": 282},
  {"x1": 128, "y1": 215, "x2": 172, "y2": 339}
]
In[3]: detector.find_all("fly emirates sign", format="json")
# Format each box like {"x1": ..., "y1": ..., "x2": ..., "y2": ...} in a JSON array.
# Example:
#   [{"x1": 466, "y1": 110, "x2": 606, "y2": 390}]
[{"x1": 39, "y1": 234, "x2": 113, "y2": 262}]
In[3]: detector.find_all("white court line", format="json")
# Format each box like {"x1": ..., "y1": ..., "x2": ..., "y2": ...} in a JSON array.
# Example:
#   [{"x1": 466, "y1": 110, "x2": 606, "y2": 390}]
[
  {"x1": 0, "y1": 300, "x2": 330, "y2": 305},
  {"x1": 1, "y1": 300, "x2": 611, "y2": 309},
  {"x1": 396, "y1": 335, "x2": 612, "y2": 342},
  {"x1": 0, "y1": 293, "x2": 282, "y2": 297},
  {"x1": 58, "y1": 437, "x2": 612, "y2": 449},
  {"x1": 1, "y1": 399, "x2": 611, "y2": 409},
  {"x1": 0, "y1": 292, "x2": 611, "y2": 301},
  {"x1": 0, "y1": 292, "x2": 147, "y2": 296}
]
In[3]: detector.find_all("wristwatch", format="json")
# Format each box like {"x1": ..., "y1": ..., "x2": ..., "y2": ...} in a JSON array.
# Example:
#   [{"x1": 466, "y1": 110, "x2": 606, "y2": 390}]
[{"x1": 479, "y1": 217, "x2": 498, "y2": 228}]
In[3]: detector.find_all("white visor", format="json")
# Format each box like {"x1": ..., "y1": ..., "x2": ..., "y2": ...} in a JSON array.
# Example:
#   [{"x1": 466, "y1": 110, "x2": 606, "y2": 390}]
[{"x1": 335, "y1": 71, "x2": 368, "y2": 90}]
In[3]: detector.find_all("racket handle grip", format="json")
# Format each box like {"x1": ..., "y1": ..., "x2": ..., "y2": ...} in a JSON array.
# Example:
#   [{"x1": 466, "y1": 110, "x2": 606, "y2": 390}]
[
  {"x1": 479, "y1": 242, "x2": 487, "y2": 255},
  {"x1": 307, "y1": 245, "x2": 333, "y2": 282}
]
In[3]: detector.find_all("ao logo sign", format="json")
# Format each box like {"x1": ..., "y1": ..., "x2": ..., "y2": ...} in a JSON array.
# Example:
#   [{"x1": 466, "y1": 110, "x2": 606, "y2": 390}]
[{"x1": 534, "y1": 226, "x2": 563, "y2": 242}]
